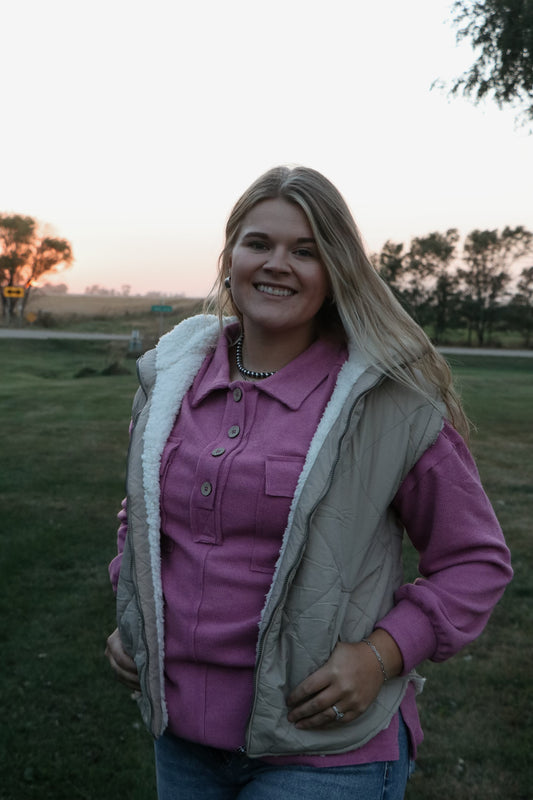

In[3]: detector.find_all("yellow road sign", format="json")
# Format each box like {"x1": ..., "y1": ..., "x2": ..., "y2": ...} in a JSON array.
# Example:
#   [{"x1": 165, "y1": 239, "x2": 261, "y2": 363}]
[{"x1": 2, "y1": 286, "x2": 25, "y2": 298}]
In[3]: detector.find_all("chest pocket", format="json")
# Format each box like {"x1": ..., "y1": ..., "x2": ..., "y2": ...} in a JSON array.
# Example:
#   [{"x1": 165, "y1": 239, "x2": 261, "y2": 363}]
[{"x1": 252, "y1": 455, "x2": 305, "y2": 573}]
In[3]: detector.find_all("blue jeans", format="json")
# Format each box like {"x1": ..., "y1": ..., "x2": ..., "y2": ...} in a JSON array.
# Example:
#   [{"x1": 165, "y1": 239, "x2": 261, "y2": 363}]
[{"x1": 154, "y1": 716, "x2": 412, "y2": 800}]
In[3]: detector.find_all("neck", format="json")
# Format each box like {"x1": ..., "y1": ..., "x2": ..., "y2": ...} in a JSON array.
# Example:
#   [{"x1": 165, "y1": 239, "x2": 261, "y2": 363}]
[{"x1": 239, "y1": 324, "x2": 317, "y2": 374}]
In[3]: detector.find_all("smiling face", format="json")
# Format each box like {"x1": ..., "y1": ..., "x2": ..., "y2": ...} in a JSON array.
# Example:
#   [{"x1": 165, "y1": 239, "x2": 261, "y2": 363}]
[{"x1": 229, "y1": 198, "x2": 330, "y2": 353}]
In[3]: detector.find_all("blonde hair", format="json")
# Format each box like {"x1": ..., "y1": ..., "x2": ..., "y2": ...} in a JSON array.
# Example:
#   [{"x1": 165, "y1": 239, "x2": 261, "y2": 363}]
[{"x1": 205, "y1": 165, "x2": 469, "y2": 440}]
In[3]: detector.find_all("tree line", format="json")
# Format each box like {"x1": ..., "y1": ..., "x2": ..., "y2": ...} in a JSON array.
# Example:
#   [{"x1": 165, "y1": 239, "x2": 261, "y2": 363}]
[
  {"x1": 2, "y1": 212, "x2": 533, "y2": 347},
  {"x1": 372, "y1": 226, "x2": 533, "y2": 347}
]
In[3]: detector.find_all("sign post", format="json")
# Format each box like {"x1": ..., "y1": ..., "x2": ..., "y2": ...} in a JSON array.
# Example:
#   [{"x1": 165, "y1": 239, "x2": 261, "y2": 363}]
[
  {"x1": 151, "y1": 304, "x2": 173, "y2": 337},
  {"x1": 2, "y1": 285, "x2": 26, "y2": 326},
  {"x1": 2, "y1": 286, "x2": 25, "y2": 298}
]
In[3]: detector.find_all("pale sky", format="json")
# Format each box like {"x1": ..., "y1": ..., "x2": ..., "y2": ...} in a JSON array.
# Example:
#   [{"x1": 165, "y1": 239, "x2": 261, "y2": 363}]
[{"x1": 1, "y1": 0, "x2": 532, "y2": 297}]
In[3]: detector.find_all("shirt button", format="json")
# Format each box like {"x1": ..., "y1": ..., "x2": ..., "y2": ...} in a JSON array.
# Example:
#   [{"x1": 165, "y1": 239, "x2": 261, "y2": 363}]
[
  {"x1": 200, "y1": 481, "x2": 212, "y2": 496},
  {"x1": 228, "y1": 425, "x2": 240, "y2": 439},
  {"x1": 233, "y1": 387, "x2": 243, "y2": 402},
  {"x1": 211, "y1": 447, "x2": 226, "y2": 457}
]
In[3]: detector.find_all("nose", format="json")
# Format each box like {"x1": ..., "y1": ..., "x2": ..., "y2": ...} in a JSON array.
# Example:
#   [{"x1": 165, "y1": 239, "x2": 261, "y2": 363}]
[{"x1": 263, "y1": 246, "x2": 290, "y2": 272}]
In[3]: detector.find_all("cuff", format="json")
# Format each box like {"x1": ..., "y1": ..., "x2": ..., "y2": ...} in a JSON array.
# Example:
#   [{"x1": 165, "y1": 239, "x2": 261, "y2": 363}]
[{"x1": 377, "y1": 599, "x2": 438, "y2": 674}]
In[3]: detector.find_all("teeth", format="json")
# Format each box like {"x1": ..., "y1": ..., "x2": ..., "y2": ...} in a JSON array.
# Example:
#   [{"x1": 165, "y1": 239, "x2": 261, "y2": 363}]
[{"x1": 256, "y1": 284, "x2": 294, "y2": 297}]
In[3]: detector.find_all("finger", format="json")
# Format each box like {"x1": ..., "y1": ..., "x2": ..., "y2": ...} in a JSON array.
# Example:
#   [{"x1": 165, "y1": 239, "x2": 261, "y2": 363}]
[
  {"x1": 110, "y1": 663, "x2": 141, "y2": 691},
  {"x1": 286, "y1": 640, "x2": 359, "y2": 709},
  {"x1": 105, "y1": 643, "x2": 141, "y2": 691},
  {"x1": 286, "y1": 667, "x2": 331, "y2": 709},
  {"x1": 291, "y1": 701, "x2": 357, "y2": 731},
  {"x1": 287, "y1": 686, "x2": 338, "y2": 725},
  {"x1": 108, "y1": 642, "x2": 137, "y2": 673},
  {"x1": 105, "y1": 629, "x2": 138, "y2": 673}
]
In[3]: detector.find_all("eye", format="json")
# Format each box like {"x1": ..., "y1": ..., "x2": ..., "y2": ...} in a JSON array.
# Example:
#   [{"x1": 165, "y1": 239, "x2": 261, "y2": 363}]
[
  {"x1": 248, "y1": 240, "x2": 268, "y2": 251},
  {"x1": 294, "y1": 247, "x2": 316, "y2": 258}
]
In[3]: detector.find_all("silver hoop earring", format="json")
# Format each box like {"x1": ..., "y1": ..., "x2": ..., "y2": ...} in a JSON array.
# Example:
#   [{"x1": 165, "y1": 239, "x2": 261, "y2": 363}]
[{"x1": 224, "y1": 276, "x2": 231, "y2": 290}]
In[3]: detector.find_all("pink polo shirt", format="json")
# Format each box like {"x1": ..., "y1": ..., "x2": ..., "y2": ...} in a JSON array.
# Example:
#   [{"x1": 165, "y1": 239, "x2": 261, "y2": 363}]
[
  {"x1": 110, "y1": 324, "x2": 512, "y2": 765},
  {"x1": 158, "y1": 327, "x2": 348, "y2": 752}
]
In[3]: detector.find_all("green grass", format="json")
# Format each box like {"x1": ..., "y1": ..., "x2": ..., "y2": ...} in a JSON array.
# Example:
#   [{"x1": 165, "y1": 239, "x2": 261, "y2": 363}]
[
  {"x1": 0, "y1": 339, "x2": 153, "y2": 800},
  {"x1": 0, "y1": 342, "x2": 531, "y2": 799},
  {"x1": 404, "y1": 355, "x2": 532, "y2": 799},
  {"x1": 431, "y1": 328, "x2": 530, "y2": 349}
]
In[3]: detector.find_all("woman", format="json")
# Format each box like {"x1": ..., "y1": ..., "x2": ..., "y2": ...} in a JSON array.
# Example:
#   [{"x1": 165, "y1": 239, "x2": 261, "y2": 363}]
[{"x1": 106, "y1": 166, "x2": 512, "y2": 799}]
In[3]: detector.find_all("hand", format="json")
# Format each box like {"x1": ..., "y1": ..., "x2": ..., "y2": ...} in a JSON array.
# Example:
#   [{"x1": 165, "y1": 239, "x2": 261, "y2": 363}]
[
  {"x1": 286, "y1": 632, "x2": 402, "y2": 730},
  {"x1": 105, "y1": 628, "x2": 141, "y2": 692}
]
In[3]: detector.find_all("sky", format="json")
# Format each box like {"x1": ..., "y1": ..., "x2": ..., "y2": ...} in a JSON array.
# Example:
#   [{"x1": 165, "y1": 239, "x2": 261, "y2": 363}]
[{"x1": 1, "y1": 0, "x2": 532, "y2": 297}]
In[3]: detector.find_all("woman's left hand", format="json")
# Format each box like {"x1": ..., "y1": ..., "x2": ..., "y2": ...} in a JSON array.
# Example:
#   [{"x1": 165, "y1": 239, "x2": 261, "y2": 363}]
[{"x1": 286, "y1": 632, "x2": 402, "y2": 730}]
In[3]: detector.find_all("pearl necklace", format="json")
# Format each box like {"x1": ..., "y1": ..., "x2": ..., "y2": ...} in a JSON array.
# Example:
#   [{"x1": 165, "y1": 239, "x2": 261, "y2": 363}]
[{"x1": 235, "y1": 335, "x2": 276, "y2": 380}]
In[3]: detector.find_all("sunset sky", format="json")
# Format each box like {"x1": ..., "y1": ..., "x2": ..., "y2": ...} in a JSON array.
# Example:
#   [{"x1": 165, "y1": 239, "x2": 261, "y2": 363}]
[{"x1": 1, "y1": 0, "x2": 532, "y2": 297}]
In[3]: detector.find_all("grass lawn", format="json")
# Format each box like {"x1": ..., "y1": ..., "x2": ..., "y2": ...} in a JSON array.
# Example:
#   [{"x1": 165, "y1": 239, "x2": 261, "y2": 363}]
[
  {"x1": 0, "y1": 339, "x2": 153, "y2": 800},
  {"x1": 0, "y1": 340, "x2": 530, "y2": 799},
  {"x1": 404, "y1": 354, "x2": 532, "y2": 799}
]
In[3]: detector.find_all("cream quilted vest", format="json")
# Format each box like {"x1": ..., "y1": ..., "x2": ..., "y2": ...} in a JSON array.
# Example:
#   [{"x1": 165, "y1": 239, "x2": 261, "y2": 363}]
[{"x1": 116, "y1": 315, "x2": 444, "y2": 755}]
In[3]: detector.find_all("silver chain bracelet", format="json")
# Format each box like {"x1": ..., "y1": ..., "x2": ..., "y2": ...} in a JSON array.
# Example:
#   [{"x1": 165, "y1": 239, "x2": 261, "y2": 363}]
[{"x1": 361, "y1": 638, "x2": 389, "y2": 681}]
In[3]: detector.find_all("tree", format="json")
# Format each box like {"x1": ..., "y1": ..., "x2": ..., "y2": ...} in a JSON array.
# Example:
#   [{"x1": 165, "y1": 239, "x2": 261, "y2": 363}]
[
  {"x1": 373, "y1": 239, "x2": 431, "y2": 323},
  {"x1": 374, "y1": 240, "x2": 406, "y2": 286},
  {"x1": 0, "y1": 214, "x2": 73, "y2": 320},
  {"x1": 374, "y1": 235, "x2": 461, "y2": 335},
  {"x1": 511, "y1": 264, "x2": 533, "y2": 344},
  {"x1": 449, "y1": 0, "x2": 533, "y2": 124},
  {"x1": 373, "y1": 240, "x2": 408, "y2": 297},
  {"x1": 458, "y1": 226, "x2": 533, "y2": 344},
  {"x1": 40, "y1": 282, "x2": 69, "y2": 294},
  {"x1": 405, "y1": 230, "x2": 461, "y2": 343}
]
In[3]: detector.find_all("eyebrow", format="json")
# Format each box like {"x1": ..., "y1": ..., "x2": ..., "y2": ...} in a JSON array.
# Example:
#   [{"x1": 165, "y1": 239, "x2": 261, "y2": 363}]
[{"x1": 241, "y1": 231, "x2": 317, "y2": 244}]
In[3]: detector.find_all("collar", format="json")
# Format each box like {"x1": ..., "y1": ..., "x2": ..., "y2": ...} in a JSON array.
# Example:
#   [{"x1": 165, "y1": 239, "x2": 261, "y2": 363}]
[{"x1": 190, "y1": 323, "x2": 348, "y2": 411}]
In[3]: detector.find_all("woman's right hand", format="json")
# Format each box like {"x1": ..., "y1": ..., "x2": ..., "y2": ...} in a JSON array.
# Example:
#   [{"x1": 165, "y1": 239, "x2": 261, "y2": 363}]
[{"x1": 105, "y1": 628, "x2": 141, "y2": 692}]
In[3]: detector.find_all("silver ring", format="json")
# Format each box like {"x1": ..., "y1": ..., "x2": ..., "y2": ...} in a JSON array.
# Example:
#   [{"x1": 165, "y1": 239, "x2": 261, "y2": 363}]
[{"x1": 332, "y1": 704, "x2": 345, "y2": 721}]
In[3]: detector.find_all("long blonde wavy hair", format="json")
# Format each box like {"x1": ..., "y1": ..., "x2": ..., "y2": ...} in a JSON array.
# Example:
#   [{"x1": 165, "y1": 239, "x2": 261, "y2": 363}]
[{"x1": 205, "y1": 165, "x2": 469, "y2": 440}]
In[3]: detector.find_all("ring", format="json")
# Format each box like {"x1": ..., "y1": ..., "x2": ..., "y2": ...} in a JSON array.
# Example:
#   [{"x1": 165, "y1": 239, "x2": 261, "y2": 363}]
[{"x1": 332, "y1": 704, "x2": 345, "y2": 721}]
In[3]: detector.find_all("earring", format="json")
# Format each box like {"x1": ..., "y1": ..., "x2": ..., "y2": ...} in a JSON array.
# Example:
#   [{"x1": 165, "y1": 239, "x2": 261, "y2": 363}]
[{"x1": 224, "y1": 275, "x2": 231, "y2": 290}]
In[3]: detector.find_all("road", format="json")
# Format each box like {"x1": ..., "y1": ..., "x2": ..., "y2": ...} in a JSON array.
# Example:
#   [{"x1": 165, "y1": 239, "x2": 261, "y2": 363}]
[
  {"x1": 0, "y1": 328, "x2": 532, "y2": 357},
  {"x1": 437, "y1": 346, "x2": 533, "y2": 358},
  {"x1": 0, "y1": 329, "x2": 130, "y2": 341}
]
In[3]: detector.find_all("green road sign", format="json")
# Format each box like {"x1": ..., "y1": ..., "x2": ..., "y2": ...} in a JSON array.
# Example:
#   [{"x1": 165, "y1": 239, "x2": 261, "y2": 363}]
[{"x1": 151, "y1": 305, "x2": 173, "y2": 313}]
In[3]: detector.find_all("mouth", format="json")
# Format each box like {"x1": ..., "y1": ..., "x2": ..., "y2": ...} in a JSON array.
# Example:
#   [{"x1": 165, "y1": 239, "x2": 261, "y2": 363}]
[{"x1": 255, "y1": 283, "x2": 296, "y2": 297}]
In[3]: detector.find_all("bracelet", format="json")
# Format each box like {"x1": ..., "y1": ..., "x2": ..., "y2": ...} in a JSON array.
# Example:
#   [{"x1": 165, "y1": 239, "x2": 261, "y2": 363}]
[{"x1": 361, "y1": 638, "x2": 389, "y2": 682}]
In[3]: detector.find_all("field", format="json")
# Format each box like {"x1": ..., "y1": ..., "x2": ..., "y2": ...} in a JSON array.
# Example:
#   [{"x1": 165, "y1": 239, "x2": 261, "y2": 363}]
[
  {"x1": 24, "y1": 292, "x2": 203, "y2": 318},
  {"x1": 0, "y1": 335, "x2": 531, "y2": 800},
  {"x1": 22, "y1": 293, "x2": 205, "y2": 345}
]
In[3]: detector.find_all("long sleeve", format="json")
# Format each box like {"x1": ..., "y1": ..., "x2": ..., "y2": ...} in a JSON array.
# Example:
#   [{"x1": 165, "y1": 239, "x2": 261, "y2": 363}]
[{"x1": 378, "y1": 421, "x2": 513, "y2": 673}]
